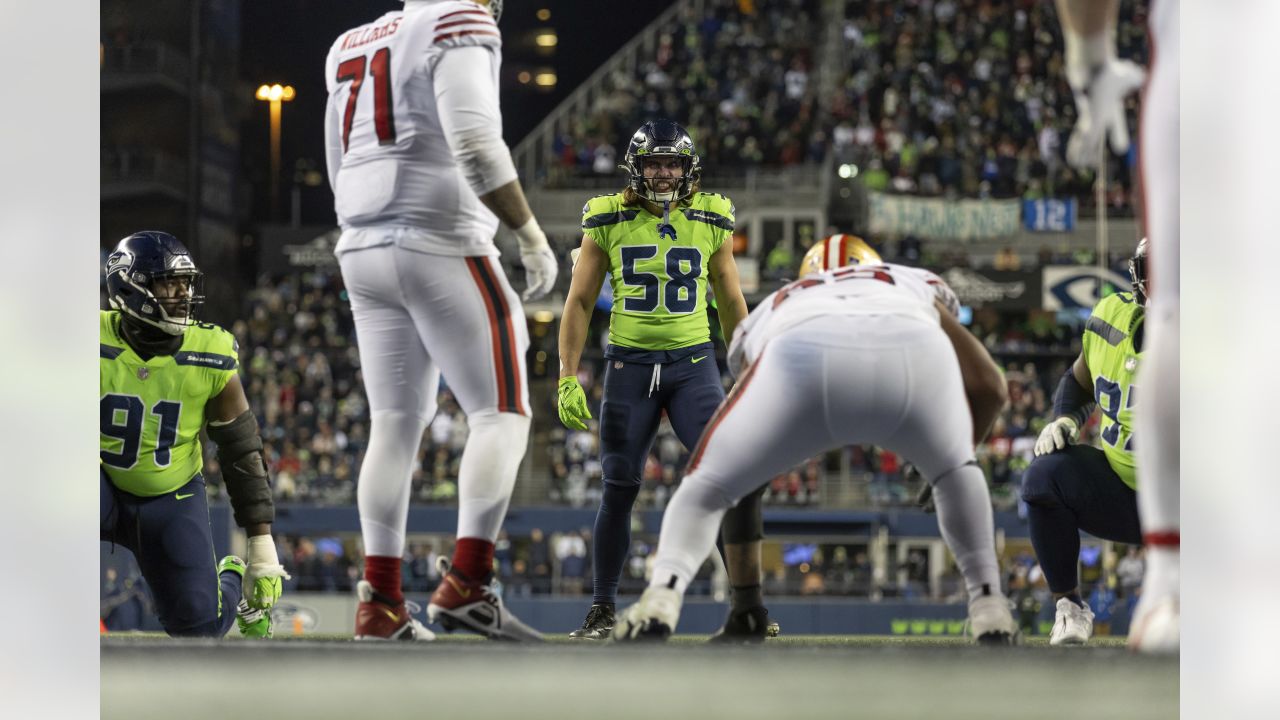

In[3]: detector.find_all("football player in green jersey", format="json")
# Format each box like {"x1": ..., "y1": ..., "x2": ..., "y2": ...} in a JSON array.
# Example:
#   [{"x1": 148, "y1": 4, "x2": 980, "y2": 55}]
[
  {"x1": 558, "y1": 119, "x2": 776, "y2": 641},
  {"x1": 1021, "y1": 239, "x2": 1149, "y2": 647},
  {"x1": 101, "y1": 231, "x2": 288, "y2": 638}
]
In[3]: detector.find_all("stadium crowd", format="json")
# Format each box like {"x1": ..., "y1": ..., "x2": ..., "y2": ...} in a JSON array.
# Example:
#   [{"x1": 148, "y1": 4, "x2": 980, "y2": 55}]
[{"x1": 548, "y1": 0, "x2": 1146, "y2": 210}]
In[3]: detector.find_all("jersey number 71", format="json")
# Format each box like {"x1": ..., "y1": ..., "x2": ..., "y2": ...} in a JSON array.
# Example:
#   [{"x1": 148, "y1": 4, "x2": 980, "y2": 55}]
[{"x1": 336, "y1": 48, "x2": 397, "y2": 152}]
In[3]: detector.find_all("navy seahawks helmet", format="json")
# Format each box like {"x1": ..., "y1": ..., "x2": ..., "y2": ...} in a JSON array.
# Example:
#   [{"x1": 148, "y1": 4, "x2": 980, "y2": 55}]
[
  {"x1": 1128, "y1": 237, "x2": 1149, "y2": 305},
  {"x1": 623, "y1": 120, "x2": 701, "y2": 203},
  {"x1": 104, "y1": 231, "x2": 205, "y2": 335}
]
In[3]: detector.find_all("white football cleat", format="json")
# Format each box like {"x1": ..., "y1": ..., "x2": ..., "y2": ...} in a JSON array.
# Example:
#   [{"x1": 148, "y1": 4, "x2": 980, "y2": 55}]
[
  {"x1": 1049, "y1": 597, "x2": 1095, "y2": 646},
  {"x1": 968, "y1": 591, "x2": 1020, "y2": 646},
  {"x1": 612, "y1": 587, "x2": 683, "y2": 642},
  {"x1": 1127, "y1": 593, "x2": 1179, "y2": 654}
]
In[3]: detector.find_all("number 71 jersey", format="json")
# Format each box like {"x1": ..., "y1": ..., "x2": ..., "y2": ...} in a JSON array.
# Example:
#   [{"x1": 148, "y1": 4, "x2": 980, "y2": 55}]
[
  {"x1": 99, "y1": 311, "x2": 239, "y2": 497},
  {"x1": 324, "y1": 2, "x2": 504, "y2": 253}
]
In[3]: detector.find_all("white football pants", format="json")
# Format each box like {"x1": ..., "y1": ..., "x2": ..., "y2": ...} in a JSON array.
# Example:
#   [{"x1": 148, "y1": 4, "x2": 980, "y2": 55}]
[
  {"x1": 338, "y1": 232, "x2": 531, "y2": 558},
  {"x1": 649, "y1": 314, "x2": 1000, "y2": 604}
]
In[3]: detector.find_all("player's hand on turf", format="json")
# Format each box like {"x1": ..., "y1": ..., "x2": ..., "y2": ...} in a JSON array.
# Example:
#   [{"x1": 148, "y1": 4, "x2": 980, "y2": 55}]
[
  {"x1": 1034, "y1": 417, "x2": 1080, "y2": 457},
  {"x1": 244, "y1": 534, "x2": 291, "y2": 610},
  {"x1": 557, "y1": 376, "x2": 592, "y2": 431},
  {"x1": 1065, "y1": 59, "x2": 1145, "y2": 170}
]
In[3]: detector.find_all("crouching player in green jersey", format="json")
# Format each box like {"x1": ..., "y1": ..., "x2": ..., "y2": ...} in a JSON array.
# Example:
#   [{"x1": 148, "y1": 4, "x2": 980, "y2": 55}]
[
  {"x1": 559, "y1": 120, "x2": 776, "y2": 641},
  {"x1": 101, "y1": 231, "x2": 289, "y2": 637},
  {"x1": 1021, "y1": 239, "x2": 1149, "y2": 646}
]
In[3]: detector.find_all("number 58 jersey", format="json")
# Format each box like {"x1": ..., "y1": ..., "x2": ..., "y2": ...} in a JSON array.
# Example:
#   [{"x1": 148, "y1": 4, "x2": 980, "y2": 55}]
[
  {"x1": 99, "y1": 311, "x2": 239, "y2": 497},
  {"x1": 324, "y1": 2, "x2": 506, "y2": 255}
]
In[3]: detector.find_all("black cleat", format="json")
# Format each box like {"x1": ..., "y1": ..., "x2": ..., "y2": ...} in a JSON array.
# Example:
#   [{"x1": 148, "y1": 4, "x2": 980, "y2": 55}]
[
  {"x1": 568, "y1": 603, "x2": 615, "y2": 640},
  {"x1": 708, "y1": 605, "x2": 778, "y2": 644}
]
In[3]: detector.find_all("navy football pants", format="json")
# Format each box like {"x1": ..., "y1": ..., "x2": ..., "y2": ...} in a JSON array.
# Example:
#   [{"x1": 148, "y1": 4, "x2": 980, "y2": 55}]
[
  {"x1": 1020, "y1": 445, "x2": 1142, "y2": 594},
  {"x1": 592, "y1": 353, "x2": 763, "y2": 605},
  {"x1": 101, "y1": 469, "x2": 241, "y2": 637}
]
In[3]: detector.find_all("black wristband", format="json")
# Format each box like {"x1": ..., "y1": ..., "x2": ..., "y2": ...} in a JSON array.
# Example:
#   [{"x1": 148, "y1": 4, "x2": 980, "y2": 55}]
[{"x1": 1051, "y1": 367, "x2": 1095, "y2": 428}]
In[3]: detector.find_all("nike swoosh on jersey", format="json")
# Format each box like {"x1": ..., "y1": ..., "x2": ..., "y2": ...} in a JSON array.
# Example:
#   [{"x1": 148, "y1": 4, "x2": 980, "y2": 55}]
[
  {"x1": 691, "y1": 356, "x2": 708, "y2": 364},
  {"x1": 175, "y1": 493, "x2": 194, "y2": 500}
]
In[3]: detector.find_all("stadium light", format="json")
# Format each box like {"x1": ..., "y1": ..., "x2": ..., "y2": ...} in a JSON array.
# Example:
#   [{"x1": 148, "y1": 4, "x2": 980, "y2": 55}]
[
  {"x1": 536, "y1": 8, "x2": 551, "y2": 21},
  {"x1": 838, "y1": 163, "x2": 859, "y2": 179},
  {"x1": 534, "y1": 72, "x2": 557, "y2": 87},
  {"x1": 255, "y1": 84, "x2": 296, "y2": 221},
  {"x1": 535, "y1": 31, "x2": 558, "y2": 48}
]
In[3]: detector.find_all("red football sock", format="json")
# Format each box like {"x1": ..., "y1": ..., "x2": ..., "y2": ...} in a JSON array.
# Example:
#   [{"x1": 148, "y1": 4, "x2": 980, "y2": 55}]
[
  {"x1": 452, "y1": 537, "x2": 495, "y2": 580},
  {"x1": 363, "y1": 555, "x2": 403, "y2": 603}
]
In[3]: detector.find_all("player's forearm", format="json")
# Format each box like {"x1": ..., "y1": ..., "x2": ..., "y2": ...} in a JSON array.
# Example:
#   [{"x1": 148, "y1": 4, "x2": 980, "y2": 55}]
[
  {"x1": 557, "y1": 302, "x2": 591, "y2": 378},
  {"x1": 1052, "y1": 364, "x2": 1096, "y2": 428},
  {"x1": 1055, "y1": 0, "x2": 1120, "y2": 36},
  {"x1": 716, "y1": 295, "x2": 748, "y2": 349},
  {"x1": 478, "y1": 179, "x2": 535, "y2": 230},
  {"x1": 937, "y1": 304, "x2": 1008, "y2": 444},
  {"x1": 245, "y1": 523, "x2": 272, "y2": 538}
]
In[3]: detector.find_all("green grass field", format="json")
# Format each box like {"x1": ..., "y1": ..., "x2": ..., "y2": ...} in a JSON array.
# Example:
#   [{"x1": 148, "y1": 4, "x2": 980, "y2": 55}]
[
  {"x1": 102, "y1": 632, "x2": 1172, "y2": 720},
  {"x1": 104, "y1": 630, "x2": 1134, "y2": 647}
]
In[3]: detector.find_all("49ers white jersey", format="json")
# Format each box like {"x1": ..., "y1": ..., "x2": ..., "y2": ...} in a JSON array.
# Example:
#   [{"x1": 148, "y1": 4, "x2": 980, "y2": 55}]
[
  {"x1": 728, "y1": 263, "x2": 959, "y2": 375},
  {"x1": 324, "y1": 2, "x2": 504, "y2": 255}
]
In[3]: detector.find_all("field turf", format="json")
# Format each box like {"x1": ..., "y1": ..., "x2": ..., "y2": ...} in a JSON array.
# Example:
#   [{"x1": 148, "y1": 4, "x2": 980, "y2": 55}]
[{"x1": 102, "y1": 632, "x2": 1174, "y2": 719}]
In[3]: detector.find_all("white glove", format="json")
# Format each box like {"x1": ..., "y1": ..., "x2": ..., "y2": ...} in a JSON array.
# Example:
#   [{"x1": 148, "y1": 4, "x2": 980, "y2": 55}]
[
  {"x1": 1063, "y1": 31, "x2": 1146, "y2": 170},
  {"x1": 244, "y1": 534, "x2": 291, "y2": 610},
  {"x1": 1034, "y1": 417, "x2": 1080, "y2": 457},
  {"x1": 514, "y1": 217, "x2": 558, "y2": 301}
]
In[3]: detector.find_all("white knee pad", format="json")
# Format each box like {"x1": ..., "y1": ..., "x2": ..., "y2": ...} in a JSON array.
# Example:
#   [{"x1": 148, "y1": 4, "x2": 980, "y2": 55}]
[
  {"x1": 358, "y1": 410, "x2": 429, "y2": 558},
  {"x1": 456, "y1": 411, "x2": 530, "y2": 541}
]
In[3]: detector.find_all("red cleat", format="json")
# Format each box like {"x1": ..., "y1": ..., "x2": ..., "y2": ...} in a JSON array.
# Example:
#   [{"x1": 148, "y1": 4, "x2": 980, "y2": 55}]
[
  {"x1": 427, "y1": 559, "x2": 542, "y2": 642},
  {"x1": 354, "y1": 580, "x2": 436, "y2": 641}
]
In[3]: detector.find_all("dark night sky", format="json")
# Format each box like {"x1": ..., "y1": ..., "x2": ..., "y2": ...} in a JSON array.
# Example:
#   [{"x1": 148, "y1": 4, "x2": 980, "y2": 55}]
[{"x1": 239, "y1": 0, "x2": 676, "y2": 225}]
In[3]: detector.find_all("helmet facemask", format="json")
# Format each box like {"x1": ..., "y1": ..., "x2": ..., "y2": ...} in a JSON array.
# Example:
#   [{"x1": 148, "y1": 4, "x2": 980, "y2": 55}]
[
  {"x1": 631, "y1": 154, "x2": 697, "y2": 204},
  {"x1": 1128, "y1": 237, "x2": 1149, "y2": 306}
]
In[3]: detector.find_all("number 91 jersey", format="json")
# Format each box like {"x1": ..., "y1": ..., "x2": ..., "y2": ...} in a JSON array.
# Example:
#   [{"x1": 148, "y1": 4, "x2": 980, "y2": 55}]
[
  {"x1": 99, "y1": 311, "x2": 239, "y2": 497},
  {"x1": 582, "y1": 191, "x2": 735, "y2": 350},
  {"x1": 324, "y1": 2, "x2": 504, "y2": 253},
  {"x1": 1081, "y1": 292, "x2": 1144, "y2": 489}
]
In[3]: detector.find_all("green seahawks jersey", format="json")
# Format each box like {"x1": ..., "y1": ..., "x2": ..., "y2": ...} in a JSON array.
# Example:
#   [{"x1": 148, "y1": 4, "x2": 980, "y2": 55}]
[
  {"x1": 581, "y1": 191, "x2": 734, "y2": 350},
  {"x1": 99, "y1": 310, "x2": 240, "y2": 497},
  {"x1": 1081, "y1": 292, "x2": 1144, "y2": 489}
]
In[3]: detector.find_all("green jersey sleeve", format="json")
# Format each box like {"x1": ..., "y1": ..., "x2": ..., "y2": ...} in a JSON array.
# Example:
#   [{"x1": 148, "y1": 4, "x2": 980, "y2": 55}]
[
  {"x1": 1080, "y1": 293, "x2": 1144, "y2": 489},
  {"x1": 581, "y1": 193, "x2": 635, "y2": 254}
]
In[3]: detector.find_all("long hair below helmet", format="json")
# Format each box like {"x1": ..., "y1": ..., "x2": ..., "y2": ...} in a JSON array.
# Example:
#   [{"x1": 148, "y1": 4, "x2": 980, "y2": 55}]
[{"x1": 798, "y1": 234, "x2": 883, "y2": 277}]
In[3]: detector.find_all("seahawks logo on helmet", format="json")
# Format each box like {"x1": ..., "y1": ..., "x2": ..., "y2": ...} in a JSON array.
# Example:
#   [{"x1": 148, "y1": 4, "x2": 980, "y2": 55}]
[{"x1": 105, "y1": 249, "x2": 134, "y2": 278}]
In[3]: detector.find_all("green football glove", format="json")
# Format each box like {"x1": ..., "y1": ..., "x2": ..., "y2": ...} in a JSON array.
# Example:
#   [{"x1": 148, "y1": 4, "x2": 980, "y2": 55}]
[
  {"x1": 557, "y1": 376, "x2": 592, "y2": 431},
  {"x1": 244, "y1": 535, "x2": 291, "y2": 610}
]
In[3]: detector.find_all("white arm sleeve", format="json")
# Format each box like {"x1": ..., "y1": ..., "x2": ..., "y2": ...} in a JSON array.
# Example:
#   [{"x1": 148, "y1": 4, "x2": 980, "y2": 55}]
[
  {"x1": 433, "y1": 45, "x2": 518, "y2": 196},
  {"x1": 323, "y1": 92, "x2": 344, "y2": 193},
  {"x1": 322, "y1": 50, "x2": 343, "y2": 192}
]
